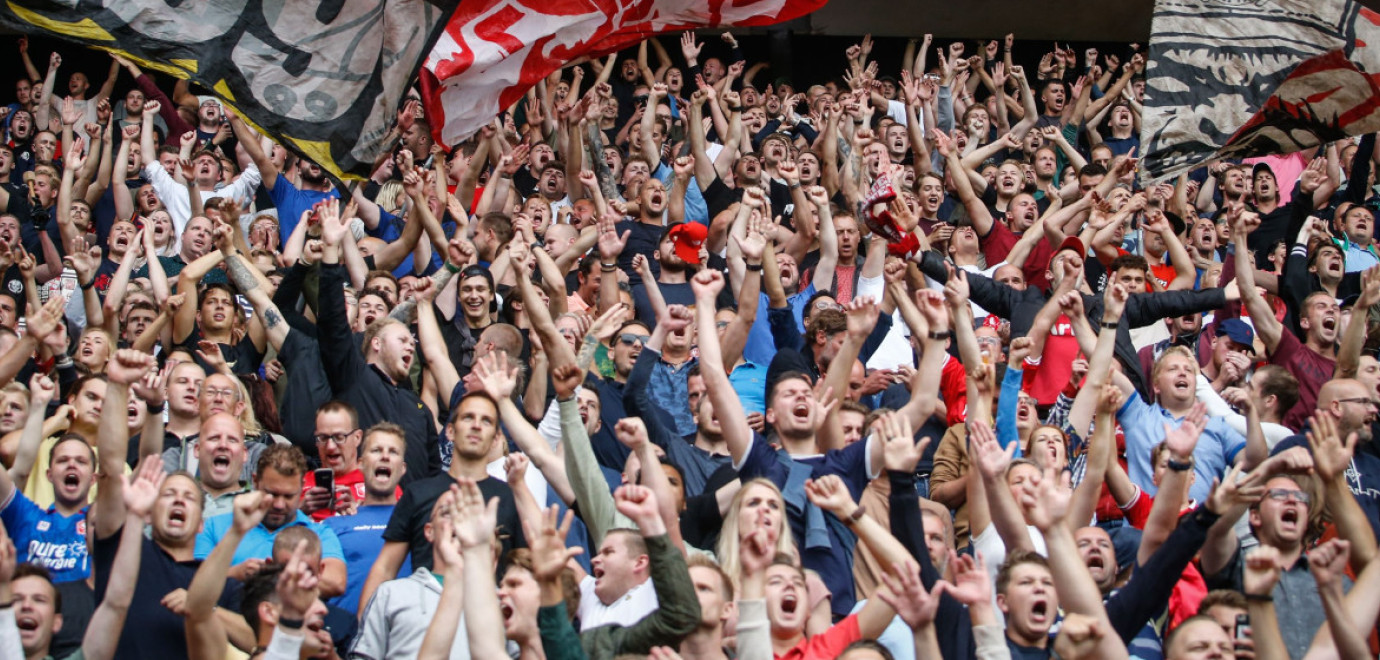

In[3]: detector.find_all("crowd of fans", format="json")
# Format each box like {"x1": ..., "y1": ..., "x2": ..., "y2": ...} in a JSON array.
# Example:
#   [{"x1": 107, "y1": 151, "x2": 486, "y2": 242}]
[{"x1": 0, "y1": 26, "x2": 1375, "y2": 660}]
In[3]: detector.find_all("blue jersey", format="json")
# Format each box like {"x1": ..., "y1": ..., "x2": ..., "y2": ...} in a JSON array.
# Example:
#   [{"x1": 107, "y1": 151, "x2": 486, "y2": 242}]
[
  {"x1": 0, "y1": 489, "x2": 89, "y2": 582},
  {"x1": 323, "y1": 505, "x2": 409, "y2": 615}
]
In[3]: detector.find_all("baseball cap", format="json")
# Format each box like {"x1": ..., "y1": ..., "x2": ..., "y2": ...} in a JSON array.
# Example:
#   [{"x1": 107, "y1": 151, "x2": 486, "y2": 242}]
[
  {"x1": 1218, "y1": 318, "x2": 1256, "y2": 354},
  {"x1": 1055, "y1": 236, "x2": 1085, "y2": 259},
  {"x1": 669, "y1": 223, "x2": 708, "y2": 265},
  {"x1": 1251, "y1": 161, "x2": 1274, "y2": 179}
]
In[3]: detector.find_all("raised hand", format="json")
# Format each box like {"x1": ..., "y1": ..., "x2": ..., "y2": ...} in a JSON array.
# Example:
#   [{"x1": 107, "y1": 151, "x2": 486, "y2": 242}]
[
  {"x1": 804, "y1": 474, "x2": 857, "y2": 518},
  {"x1": 106, "y1": 348, "x2": 155, "y2": 386},
  {"x1": 551, "y1": 364, "x2": 585, "y2": 402},
  {"x1": 876, "y1": 560, "x2": 945, "y2": 629},
  {"x1": 1053, "y1": 612, "x2": 1107, "y2": 660},
  {"x1": 614, "y1": 417, "x2": 650, "y2": 452},
  {"x1": 1102, "y1": 281, "x2": 1128, "y2": 321},
  {"x1": 1019, "y1": 466, "x2": 1072, "y2": 531},
  {"x1": 1162, "y1": 401, "x2": 1207, "y2": 461},
  {"x1": 528, "y1": 505, "x2": 584, "y2": 582},
  {"x1": 1309, "y1": 538, "x2": 1350, "y2": 590},
  {"x1": 232, "y1": 490, "x2": 271, "y2": 534},
  {"x1": 690, "y1": 269, "x2": 725, "y2": 302},
  {"x1": 1242, "y1": 545, "x2": 1284, "y2": 596},
  {"x1": 472, "y1": 350, "x2": 520, "y2": 401},
  {"x1": 123, "y1": 458, "x2": 166, "y2": 519},
  {"x1": 733, "y1": 212, "x2": 768, "y2": 263},
  {"x1": 880, "y1": 411, "x2": 926, "y2": 473},
  {"x1": 1306, "y1": 411, "x2": 1356, "y2": 482},
  {"x1": 1204, "y1": 463, "x2": 1266, "y2": 515},
  {"x1": 453, "y1": 479, "x2": 499, "y2": 549},
  {"x1": 843, "y1": 296, "x2": 880, "y2": 341},
  {"x1": 613, "y1": 484, "x2": 661, "y2": 528},
  {"x1": 969, "y1": 422, "x2": 1014, "y2": 485},
  {"x1": 276, "y1": 539, "x2": 321, "y2": 618},
  {"x1": 916, "y1": 289, "x2": 949, "y2": 329},
  {"x1": 941, "y1": 551, "x2": 992, "y2": 605},
  {"x1": 596, "y1": 214, "x2": 629, "y2": 261},
  {"x1": 659, "y1": 304, "x2": 693, "y2": 334}
]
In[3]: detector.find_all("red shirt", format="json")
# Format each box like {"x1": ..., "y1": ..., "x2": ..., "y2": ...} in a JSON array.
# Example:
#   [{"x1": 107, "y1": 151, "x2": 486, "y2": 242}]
[
  {"x1": 301, "y1": 468, "x2": 402, "y2": 522},
  {"x1": 776, "y1": 614, "x2": 861, "y2": 660},
  {"x1": 980, "y1": 220, "x2": 1056, "y2": 291},
  {"x1": 1022, "y1": 314, "x2": 1080, "y2": 406},
  {"x1": 1270, "y1": 330, "x2": 1335, "y2": 430},
  {"x1": 940, "y1": 354, "x2": 969, "y2": 427}
]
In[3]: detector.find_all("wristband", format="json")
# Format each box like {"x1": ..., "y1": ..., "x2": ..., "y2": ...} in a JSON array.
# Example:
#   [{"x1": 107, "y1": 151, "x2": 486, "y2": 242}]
[
  {"x1": 788, "y1": 182, "x2": 802, "y2": 190},
  {"x1": 1100, "y1": 319, "x2": 1120, "y2": 329},
  {"x1": 147, "y1": 400, "x2": 166, "y2": 414},
  {"x1": 844, "y1": 505, "x2": 867, "y2": 525},
  {"x1": 727, "y1": 104, "x2": 742, "y2": 112},
  {"x1": 444, "y1": 262, "x2": 461, "y2": 274},
  {"x1": 1166, "y1": 458, "x2": 1193, "y2": 472},
  {"x1": 927, "y1": 329, "x2": 953, "y2": 340},
  {"x1": 277, "y1": 616, "x2": 305, "y2": 630},
  {"x1": 1243, "y1": 593, "x2": 1273, "y2": 602},
  {"x1": 79, "y1": 278, "x2": 94, "y2": 291},
  {"x1": 745, "y1": 262, "x2": 763, "y2": 272}
]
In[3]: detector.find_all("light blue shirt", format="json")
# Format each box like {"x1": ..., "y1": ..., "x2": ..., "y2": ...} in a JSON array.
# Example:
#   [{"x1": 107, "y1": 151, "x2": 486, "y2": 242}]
[
  {"x1": 1118, "y1": 391, "x2": 1246, "y2": 503},
  {"x1": 194, "y1": 509, "x2": 345, "y2": 565}
]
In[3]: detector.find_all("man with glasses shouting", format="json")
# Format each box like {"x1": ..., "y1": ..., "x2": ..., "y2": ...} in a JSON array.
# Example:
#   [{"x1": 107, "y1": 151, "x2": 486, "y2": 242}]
[{"x1": 300, "y1": 401, "x2": 402, "y2": 521}]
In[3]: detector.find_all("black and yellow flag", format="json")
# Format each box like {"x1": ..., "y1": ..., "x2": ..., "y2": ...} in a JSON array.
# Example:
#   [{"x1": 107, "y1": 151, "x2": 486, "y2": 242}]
[{"x1": 0, "y1": 0, "x2": 456, "y2": 181}]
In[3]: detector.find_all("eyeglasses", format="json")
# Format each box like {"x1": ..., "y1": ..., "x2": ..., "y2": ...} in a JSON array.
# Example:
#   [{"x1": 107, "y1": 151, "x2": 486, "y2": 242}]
[
  {"x1": 619, "y1": 333, "x2": 650, "y2": 346},
  {"x1": 1265, "y1": 488, "x2": 1311, "y2": 505},
  {"x1": 314, "y1": 432, "x2": 355, "y2": 446},
  {"x1": 1334, "y1": 397, "x2": 1378, "y2": 409},
  {"x1": 202, "y1": 387, "x2": 237, "y2": 400}
]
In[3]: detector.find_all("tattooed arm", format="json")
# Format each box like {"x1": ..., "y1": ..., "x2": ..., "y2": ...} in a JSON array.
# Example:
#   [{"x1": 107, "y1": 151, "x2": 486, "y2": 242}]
[{"x1": 221, "y1": 244, "x2": 291, "y2": 352}]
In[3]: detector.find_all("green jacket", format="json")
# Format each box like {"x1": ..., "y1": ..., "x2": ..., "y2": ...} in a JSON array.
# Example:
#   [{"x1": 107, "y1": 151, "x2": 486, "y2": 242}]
[{"x1": 538, "y1": 534, "x2": 700, "y2": 660}]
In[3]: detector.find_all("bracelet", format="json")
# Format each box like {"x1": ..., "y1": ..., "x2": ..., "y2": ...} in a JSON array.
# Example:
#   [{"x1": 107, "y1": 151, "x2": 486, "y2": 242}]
[
  {"x1": 277, "y1": 616, "x2": 305, "y2": 630},
  {"x1": 600, "y1": 263, "x2": 618, "y2": 273},
  {"x1": 1166, "y1": 458, "x2": 1193, "y2": 472},
  {"x1": 745, "y1": 262, "x2": 763, "y2": 272},
  {"x1": 79, "y1": 278, "x2": 94, "y2": 291},
  {"x1": 1243, "y1": 593, "x2": 1273, "y2": 602},
  {"x1": 444, "y1": 262, "x2": 461, "y2": 274},
  {"x1": 1100, "y1": 319, "x2": 1120, "y2": 329},
  {"x1": 147, "y1": 400, "x2": 166, "y2": 414},
  {"x1": 727, "y1": 104, "x2": 742, "y2": 112},
  {"x1": 927, "y1": 329, "x2": 953, "y2": 340},
  {"x1": 844, "y1": 505, "x2": 867, "y2": 525},
  {"x1": 788, "y1": 182, "x2": 802, "y2": 190}
]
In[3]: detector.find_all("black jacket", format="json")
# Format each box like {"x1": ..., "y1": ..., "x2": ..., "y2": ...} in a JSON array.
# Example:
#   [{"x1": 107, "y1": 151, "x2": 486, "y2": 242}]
[{"x1": 317, "y1": 263, "x2": 440, "y2": 483}]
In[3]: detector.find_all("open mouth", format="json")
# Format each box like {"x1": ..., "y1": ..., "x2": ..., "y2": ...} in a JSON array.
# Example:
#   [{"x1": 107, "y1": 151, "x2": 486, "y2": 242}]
[
  {"x1": 1281, "y1": 508, "x2": 1300, "y2": 526},
  {"x1": 401, "y1": 353, "x2": 414, "y2": 369},
  {"x1": 168, "y1": 508, "x2": 187, "y2": 527},
  {"x1": 781, "y1": 593, "x2": 799, "y2": 614},
  {"x1": 791, "y1": 402, "x2": 810, "y2": 421},
  {"x1": 16, "y1": 615, "x2": 38, "y2": 631},
  {"x1": 1323, "y1": 317, "x2": 1338, "y2": 332},
  {"x1": 501, "y1": 603, "x2": 514, "y2": 621},
  {"x1": 1030, "y1": 599, "x2": 1050, "y2": 623},
  {"x1": 212, "y1": 454, "x2": 231, "y2": 470},
  {"x1": 63, "y1": 473, "x2": 80, "y2": 488},
  {"x1": 373, "y1": 465, "x2": 393, "y2": 480},
  {"x1": 592, "y1": 566, "x2": 605, "y2": 580},
  {"x1": 1086, "y1": 554, "x2": 1105, "y2": 571}
]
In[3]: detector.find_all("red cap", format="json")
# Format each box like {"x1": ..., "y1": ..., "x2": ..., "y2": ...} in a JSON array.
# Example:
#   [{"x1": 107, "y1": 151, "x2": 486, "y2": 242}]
[
  {"x1": 1055, "y1": 236, "x2": 1086, "y2": 259},
  {"x1": 670, "y1": 223, "x2": 708, "y2": 265}
]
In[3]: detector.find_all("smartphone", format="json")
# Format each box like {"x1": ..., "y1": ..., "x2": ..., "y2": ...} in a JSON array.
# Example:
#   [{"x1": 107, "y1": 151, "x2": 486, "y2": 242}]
[
  {"x1": 1233, "y1": 612, "x2": 1251, "y2": 642},
  {"x1": 313, "y1": 468, "x2": 335, "y2": 508}
]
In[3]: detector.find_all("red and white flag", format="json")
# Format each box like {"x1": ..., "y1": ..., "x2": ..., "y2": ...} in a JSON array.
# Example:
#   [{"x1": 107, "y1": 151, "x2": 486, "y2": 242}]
[{"x1": 421, "y1": 0, "x2": 828, "y2": 147}]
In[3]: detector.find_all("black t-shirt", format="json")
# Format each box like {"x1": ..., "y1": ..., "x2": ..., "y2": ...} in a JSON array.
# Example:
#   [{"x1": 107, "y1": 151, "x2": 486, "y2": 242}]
[
  {"x1": 615, "y1": 220, "x2": 666, "y2": 286},
  {"x1": 382, "y1": 473, "x2": 526, "y2": 573},
  {"x1": 94, "y1": 526, "x2": 242, "y2": 660},
  {"x1": 181, "y1": 323, "x2": 265, "y2": 377}
]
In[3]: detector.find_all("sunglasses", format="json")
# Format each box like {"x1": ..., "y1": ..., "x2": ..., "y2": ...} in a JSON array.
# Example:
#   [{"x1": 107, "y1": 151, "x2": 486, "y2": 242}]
[{"x1": 619, "y1": 333, "x2": 650, "y2": 346}]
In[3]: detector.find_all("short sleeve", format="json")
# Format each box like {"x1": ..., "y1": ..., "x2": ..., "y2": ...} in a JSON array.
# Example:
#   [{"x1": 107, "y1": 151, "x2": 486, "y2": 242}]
[
  {"x1": 382, "y1": 488, "x2": 415, "y2": 543},
  {"x1": 315, "y1": 522, "x2": 346, "y2": 561}
]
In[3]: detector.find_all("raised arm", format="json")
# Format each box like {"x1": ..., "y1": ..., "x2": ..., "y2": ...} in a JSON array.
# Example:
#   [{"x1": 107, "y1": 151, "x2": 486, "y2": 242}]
[
  {"x1": 472, "y1": 351, "x2": 575, "y2": 505},
  {"x1": 937, "y1": 130, "x2": 996, "y2": 236},
  {"x1": 81, "y1": 461, "x2": 158, "y2": 660},
  {"x1": 1232, "y1": 208, "x2": 1284, "y2": 353},
  {"x1": 1022, "y1": 465, "x2": 1130, "y2": 659},
  {"x1": 453, "y1": 479, "x2": 509, "y2": 660},
  {"x1": 691, "y1": 270, "x2": 754, "y2": 465},
  {"x1": 92, "y1": 350, "x2": 154, "y2": 540}
]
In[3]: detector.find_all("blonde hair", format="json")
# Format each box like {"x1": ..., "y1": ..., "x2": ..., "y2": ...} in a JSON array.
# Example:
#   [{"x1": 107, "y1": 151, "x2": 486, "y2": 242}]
[
  {"x1": 1151, "y1": 345, "x2": 1200, "y2": 383},
  {"x1": 715, "y1": 478, "x2": 797, "y2": 591}
]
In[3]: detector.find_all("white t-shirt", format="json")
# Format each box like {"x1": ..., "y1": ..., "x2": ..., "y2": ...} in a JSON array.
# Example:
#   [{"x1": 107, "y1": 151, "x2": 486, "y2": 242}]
[
  {"x1": 971, "y1": 523, "x2": 1047, "y2": 626},
  {"x1": 577, "y1": 574, "x2": 659, "y2": 631}
]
